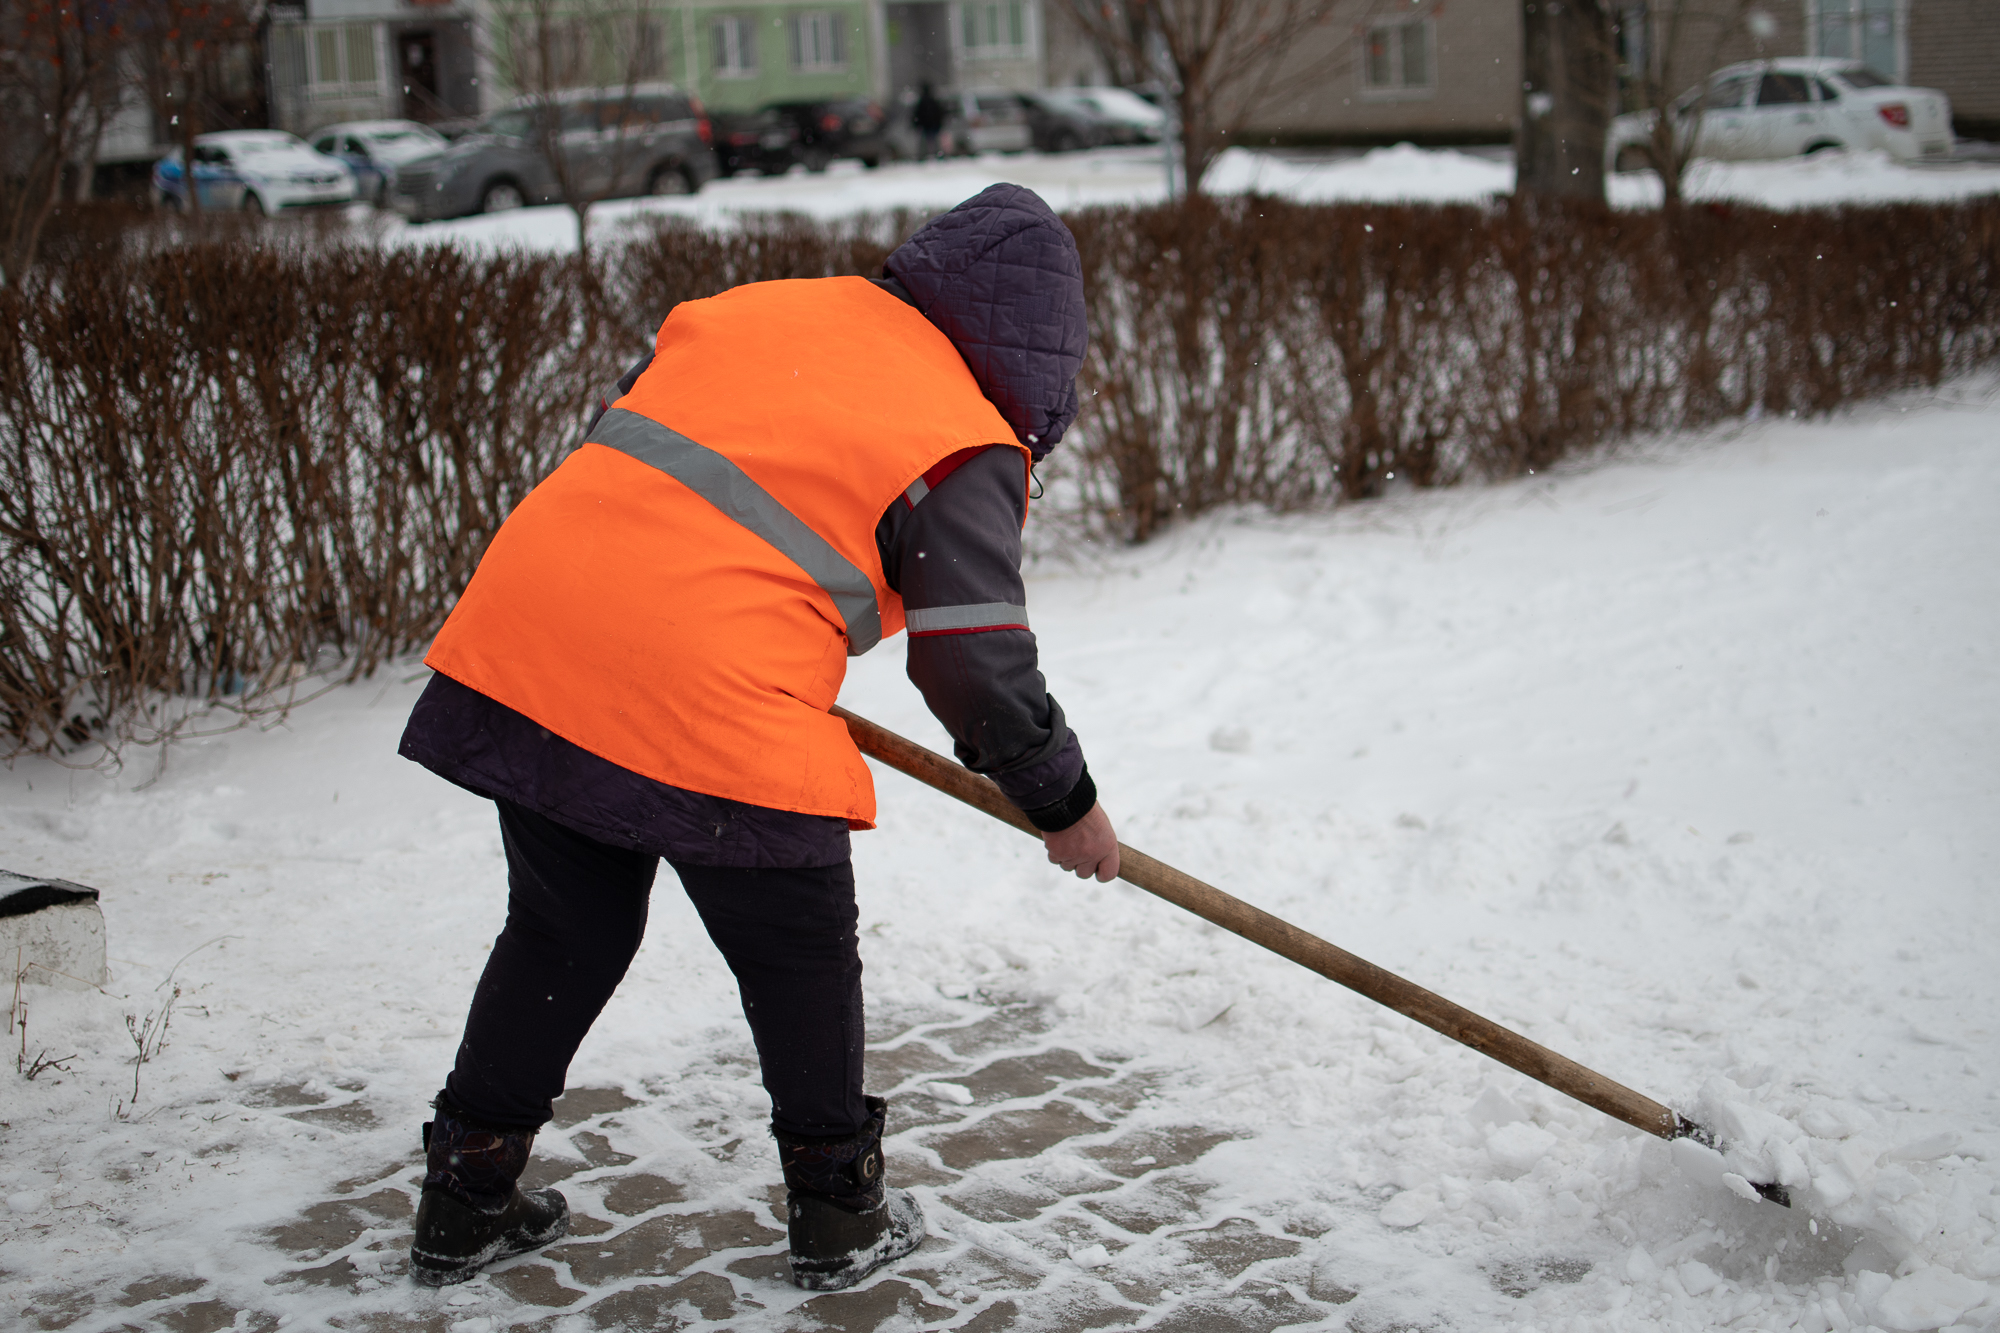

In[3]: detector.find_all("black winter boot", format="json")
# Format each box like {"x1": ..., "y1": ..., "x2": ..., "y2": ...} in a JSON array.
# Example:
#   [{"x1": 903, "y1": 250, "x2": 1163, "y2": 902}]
[
  {"x1": 409, "y1": 1091, "x2": 570, "y2": 1288},
  {"x1": 773, "y1": 1095, "x2": 925, "y2": 1291}
]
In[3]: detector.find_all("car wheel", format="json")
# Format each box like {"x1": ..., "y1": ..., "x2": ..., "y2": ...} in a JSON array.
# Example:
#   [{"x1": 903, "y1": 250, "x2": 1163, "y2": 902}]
[
  {"x1": 803, "y1": 147, "x2": 833, "y2": 173},
  {"x1": 647, "y1": 165, "x2": 692, "y2": 196},
  {"x1": 860, "y1": 154, "x2": 882, "y2": 169},
  {"x1": 479, "y1": 181, "x2": 526, "y2": 213},
  {"x1": 1803, "y1": 140, "x2": 1845, "y2": 157},
  {"x1": 1053, "y1": 131, "x2": 1081, "y2": 154}
]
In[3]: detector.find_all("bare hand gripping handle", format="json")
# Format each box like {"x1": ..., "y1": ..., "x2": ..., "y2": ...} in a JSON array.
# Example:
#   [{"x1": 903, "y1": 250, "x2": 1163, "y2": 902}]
[{"x1": 832, "y1": 705, "x2": 1788, "y2": 1207}]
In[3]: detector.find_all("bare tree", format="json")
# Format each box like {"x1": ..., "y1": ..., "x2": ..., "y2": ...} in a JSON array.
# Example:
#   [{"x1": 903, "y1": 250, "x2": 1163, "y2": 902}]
[
  {"x1": 139, "y1": 0, "x2": 259, "y2": 217},
  {"x1": 1053, "y1": 0, "x2": 1354, "y2": 195},
  {"x1": 1516, "y1": 0, "x2": 1617, "y2": 199},
  {"x1": 491, "y1": 0, "x2": 684, "y2": 256},
  {"x1": 1613, "y1": 0, "x2": 1756, "y2": 206},
  {"x1": 0, "y1": 0, "x2": 129, "y2": 283}
]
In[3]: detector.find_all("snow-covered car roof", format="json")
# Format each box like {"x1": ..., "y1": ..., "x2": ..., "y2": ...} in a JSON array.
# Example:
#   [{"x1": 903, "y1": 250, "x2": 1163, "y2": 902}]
[
  {"x1": 1716, "y1": 57, "x2": 1921, "y2": 88},
  {"x1": 503, "y1": 82, "x2": 691, "y2": 107},
  {"x1": 317, "y1": 120, "x2": 446, "y2": 141},
  {"x1": 1041, "y1": 86, "x2": 1165, "y2": 127},
  {"x1": 197, "y1": 131, "x2": 311, "y2": 156}
]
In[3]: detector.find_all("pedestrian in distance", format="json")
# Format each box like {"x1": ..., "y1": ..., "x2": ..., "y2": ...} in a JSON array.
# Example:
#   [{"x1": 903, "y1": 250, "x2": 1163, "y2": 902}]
[
  {"x1": 395, "y1": 183, "x2": 1117, "y2": 1292},
  {"x1": 913, "y1": 82, "x2": 947, "y2": 160}
]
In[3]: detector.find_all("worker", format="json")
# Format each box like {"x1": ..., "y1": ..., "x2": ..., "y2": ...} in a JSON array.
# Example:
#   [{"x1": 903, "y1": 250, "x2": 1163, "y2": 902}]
[{"x1": 395, "y1": 183, "x2": 1118, "y2": 1291}]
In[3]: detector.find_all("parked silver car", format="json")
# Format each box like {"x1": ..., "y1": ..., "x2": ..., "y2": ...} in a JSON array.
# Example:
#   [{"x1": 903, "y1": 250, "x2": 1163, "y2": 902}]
[
  {"x1": 1609, "y1": 58, "x2": 1953, "y2": 171},
  {"x1": 393, "y1": 84, "x2": 715, "y2": 222},
  {"x1": 311, "y1": 120, "x2": 450, "y2": 207},
  {"x1": 948, "y1": 89, "x2": 1035, "y2": 154}
]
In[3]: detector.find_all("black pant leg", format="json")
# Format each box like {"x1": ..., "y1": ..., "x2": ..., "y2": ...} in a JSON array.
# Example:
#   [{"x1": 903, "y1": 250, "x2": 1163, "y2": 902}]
[
  {"x1": 446, "y1": 800, "x2": 657, "y2": 1128},
  {"x1": 674, "y1": 859, "x2": 868, "y2": 1139}
]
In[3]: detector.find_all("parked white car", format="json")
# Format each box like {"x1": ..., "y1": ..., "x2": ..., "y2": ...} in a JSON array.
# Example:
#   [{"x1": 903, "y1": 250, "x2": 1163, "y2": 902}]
[
  {"x1": 155, "y1": 131, "x2": 357, "y2": 214},
  {"x1": 1608, "y1": 58, "x2": 1953, "y2": 171}
]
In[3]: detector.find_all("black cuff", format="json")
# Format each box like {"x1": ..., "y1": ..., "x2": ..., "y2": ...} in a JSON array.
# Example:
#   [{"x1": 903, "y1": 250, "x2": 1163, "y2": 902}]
[{"x1": 1022, "y1": 764, "x2": 1096, "y2": 833}]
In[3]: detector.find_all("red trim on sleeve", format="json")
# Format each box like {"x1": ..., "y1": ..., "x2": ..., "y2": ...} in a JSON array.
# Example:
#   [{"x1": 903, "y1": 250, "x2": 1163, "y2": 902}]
[
  {"x1": 903, "y1": 445, "x2": 995, "y2": 509},
  {"x1": 907, "y1": 623, "x2": 1031, "y2": 638}
]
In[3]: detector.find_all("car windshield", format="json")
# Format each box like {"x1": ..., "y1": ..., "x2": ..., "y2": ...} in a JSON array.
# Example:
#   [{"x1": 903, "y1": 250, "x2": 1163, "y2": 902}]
[
  {"x1": 1835, "y1": 66, "x2": 1894, "y2": 88},
  {"x1": 226, "y1": 135, "x2": 305, "y2": 158},
  {"x1": 484, "y1": 111, "x2": 533, "y2": 138}
]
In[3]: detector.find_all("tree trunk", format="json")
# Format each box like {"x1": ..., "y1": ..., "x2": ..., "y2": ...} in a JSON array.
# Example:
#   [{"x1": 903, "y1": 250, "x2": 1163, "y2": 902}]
[{"x1": 1516, "y1": 0, "x2": 1615, "y2": 200}]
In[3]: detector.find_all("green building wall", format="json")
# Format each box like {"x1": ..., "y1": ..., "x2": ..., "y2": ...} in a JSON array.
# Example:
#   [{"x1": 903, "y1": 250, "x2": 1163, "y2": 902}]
[
  {"x1": 689, "y1": 4, "x2": 876, "y2": 111},
  {"x1": 488, "y1": 3, "x2": 877, "y2": 115}
]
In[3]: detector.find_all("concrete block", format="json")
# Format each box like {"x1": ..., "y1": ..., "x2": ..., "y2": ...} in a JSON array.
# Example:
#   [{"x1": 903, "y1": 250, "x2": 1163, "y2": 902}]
[{"x1": 1, "y1": 870, "x2": 109, "y2": 990}]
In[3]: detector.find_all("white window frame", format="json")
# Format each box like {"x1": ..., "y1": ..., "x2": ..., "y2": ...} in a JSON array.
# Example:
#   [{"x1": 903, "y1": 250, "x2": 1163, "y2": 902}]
[
  {"x1": 1359, "y1": 16, "x2": 1436, "y2": 100},
  {"x1": 712, "y1": 14, "x2": 759, "y2": 77},
  {"x1": 789, "y1": 11, "x2": 847, "y2": 72},
  {"x1": 955, "y1": 0, "x2": 1032, "y2": 57},
  {"x1": 305, "y1": 21, "x2": 384, "y2": 100},
  {"x1": 1803, "y1": 0, "x2": 1909, "y2": 84}
]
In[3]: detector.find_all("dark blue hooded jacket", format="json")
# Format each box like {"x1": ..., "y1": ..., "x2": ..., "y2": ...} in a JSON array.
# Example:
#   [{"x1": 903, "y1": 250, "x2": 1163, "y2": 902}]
[{"x1": 398, "y1": 185, "x2": 1092, "y2": 867}]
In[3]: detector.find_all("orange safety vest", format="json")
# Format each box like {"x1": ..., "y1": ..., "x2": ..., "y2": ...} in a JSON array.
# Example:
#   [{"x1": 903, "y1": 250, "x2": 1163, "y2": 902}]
[{"x1": 424, "y1": 277, "x2": 1026, "y2": 828}]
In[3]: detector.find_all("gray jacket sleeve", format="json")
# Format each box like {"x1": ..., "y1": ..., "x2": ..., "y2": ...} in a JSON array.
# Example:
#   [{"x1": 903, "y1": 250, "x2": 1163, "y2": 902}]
[{"x1": 876, "y1": 446, "x2": 1094, "y2": 830}]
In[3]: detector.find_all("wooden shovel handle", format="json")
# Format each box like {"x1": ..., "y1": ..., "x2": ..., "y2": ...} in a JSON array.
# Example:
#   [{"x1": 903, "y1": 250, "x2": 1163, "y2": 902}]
[{"x1": 832, "y1": 705, "x2": 1680, "y2": 1142}]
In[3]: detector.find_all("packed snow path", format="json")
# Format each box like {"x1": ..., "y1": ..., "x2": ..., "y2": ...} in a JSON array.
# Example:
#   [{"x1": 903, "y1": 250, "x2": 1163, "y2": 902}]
[{"x1": 3, "y1": 379, "x2": 1997, "y2": 1332}]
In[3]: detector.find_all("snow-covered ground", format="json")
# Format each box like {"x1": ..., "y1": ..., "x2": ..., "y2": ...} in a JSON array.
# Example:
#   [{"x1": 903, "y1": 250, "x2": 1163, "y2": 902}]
[
  {"x1": 360, "y1": 142, "x2": 2000, "y2": 255},
  {"x1": 3, "y1": 376, "x2": 1996, "y2": 1330}
]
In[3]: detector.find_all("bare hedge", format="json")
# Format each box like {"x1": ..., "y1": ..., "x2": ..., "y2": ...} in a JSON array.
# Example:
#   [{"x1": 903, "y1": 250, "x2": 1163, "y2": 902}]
[
  {"x1": 1069, "y1": 195, "x2": 2000, "y2": 537},
  {"x1": 2, "y1": 198, "x2": 1995, "y2": 754}
]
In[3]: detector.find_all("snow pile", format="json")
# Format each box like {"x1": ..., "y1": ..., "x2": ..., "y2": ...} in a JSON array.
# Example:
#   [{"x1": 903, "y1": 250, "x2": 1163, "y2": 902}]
[
  {"x1": 2, "y1": 378, "x2": 1997, "y2": 1329},
  {"x1": 375, "y1": 142, "x2": 2000, "y2": 255},
  {"x1": 1608, "y1": 147, "x2": 2000, "y2": 211}
]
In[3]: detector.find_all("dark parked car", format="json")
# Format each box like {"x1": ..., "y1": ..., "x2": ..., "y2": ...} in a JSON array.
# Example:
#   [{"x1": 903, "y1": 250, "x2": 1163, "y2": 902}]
[
  {"x1": 392, "y1": 84, "x2": 715, "y2": 222},
  {"x1": 712, "y1": 109, "x2": 803, "y2": 177},
  {"x1": 762, "y1": 99, "x2": 901, "y2": 171},
  {"x1": 1026, "y1": 88, "x2": 1164, "y2": 145},
  {"x1": 1017, "y1": 90, "x2": 1125, "y2": 152}
]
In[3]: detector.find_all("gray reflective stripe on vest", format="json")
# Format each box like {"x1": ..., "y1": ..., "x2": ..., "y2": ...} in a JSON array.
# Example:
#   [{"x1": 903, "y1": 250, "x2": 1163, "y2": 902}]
[
  {"x1": 905, "y1": 602, "x2": 1030, "y2": 634},
  {"x1": 903, "y1": 474, "x2": 931, "y2": 507},
  {"x1": 587, "y1": 407, "x2": 883, "y2": 656}
]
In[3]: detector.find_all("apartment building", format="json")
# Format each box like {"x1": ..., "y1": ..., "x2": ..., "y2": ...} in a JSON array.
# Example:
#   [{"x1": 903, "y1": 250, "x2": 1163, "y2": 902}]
[
  {"x1": 1228, "y1": 0, "x2": 1997, "y2": 146},
  {"x1": 256, "y1": 0, "x2": 1052, "y2": 135}
]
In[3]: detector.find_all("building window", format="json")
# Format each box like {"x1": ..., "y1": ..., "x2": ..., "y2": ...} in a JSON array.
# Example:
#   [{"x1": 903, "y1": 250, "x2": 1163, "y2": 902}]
[
  {"x1": 713, "y1": 15, "x2": 758, "y2": 76},
  {"x1": 308, "y1": 22, "x2": 379, "y2": 96},
  {"x1": 959, "y1": 0, "x2": 1027, "y2": 53},
  {"x1": 789, "y1": 12, "x2": 846, "y2": 71},
  {"x1": 1363, "y1": 18, "x2": 1432, "y2": 95},
  {"x1": 1807, "y1": 0, "x2": 1905, "y2": 83}
]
